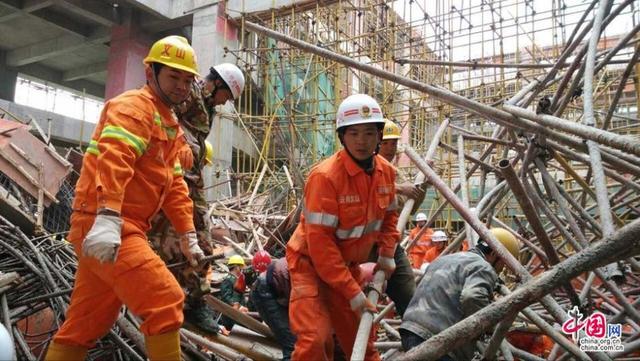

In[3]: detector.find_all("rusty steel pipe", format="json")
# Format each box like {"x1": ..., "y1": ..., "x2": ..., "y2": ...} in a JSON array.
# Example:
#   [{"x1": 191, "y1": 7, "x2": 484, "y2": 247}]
[
  {"x1": 403, "y1": 146, "x2": 569, "y2": 324},
  {"x1": 399, "y1": 218, "x2": 640, "y2": 361},
  {"x1": 351, "y1": 270, "x2": 386, "y2": 361}
]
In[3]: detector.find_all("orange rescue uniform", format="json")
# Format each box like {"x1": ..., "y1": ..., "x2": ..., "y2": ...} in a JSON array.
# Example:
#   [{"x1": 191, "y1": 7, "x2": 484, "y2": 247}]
[
  {"x1": 407, "y1": 226, "x2": 433, "y2": 268},
  {"x1": 287, "y1": 150, "x2": 400, "y2": 361},
  {"x1": 422, "y1": 246, "x2": 444, "y2": 264},
  {"x1": 52, "y1": 85, "x2": 194, "y2": 348}
]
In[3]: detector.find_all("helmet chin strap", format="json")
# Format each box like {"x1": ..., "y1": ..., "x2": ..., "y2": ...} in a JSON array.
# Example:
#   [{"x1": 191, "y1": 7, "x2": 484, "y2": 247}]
[
  {"x1": 338, "y1": 133, "x2": 375, "y2": 174},
  {"x1": 151, "y1": 65, "x2": 180, "y2": 106}
]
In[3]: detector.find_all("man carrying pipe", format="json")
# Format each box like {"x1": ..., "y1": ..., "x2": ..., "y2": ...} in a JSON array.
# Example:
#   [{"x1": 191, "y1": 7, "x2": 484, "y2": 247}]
[{"x1": 286, "y1": 94, "x2": 399, "y2": 360}]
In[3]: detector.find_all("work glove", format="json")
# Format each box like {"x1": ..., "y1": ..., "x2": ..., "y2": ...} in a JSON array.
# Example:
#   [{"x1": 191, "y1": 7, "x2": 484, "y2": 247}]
[
  {"x1": 177, "y1": 146, "x2": 194, "y2": 171},
  {"x1": 376, "y1": 256, "x2": 396, "y2": 280},
  {"x1": 349, "y1": 291, "x2": 377, "y2": 315},
  {"x1": 82, "y1": 214, "x2": 123, "y2": 263},
  {"x1": 180, "y1": 232, "x2": 205, "y2": 267}
]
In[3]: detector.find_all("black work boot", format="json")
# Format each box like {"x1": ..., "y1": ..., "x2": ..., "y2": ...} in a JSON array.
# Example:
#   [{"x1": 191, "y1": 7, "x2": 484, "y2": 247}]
[{"x1": 184, "y1": 300, "x2": 221, "y2": 335}]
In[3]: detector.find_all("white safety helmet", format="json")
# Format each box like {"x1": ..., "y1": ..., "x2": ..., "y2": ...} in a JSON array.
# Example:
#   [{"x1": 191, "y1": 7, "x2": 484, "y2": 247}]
[
  {"x1": 415, "y1": 213, "x2": 427, "y2": 222},
  {"x1": 432, "y1": 230, "x2": 448, "y2": 243},
  {"x1": 420, "y1": 262, "x2": 430, "y2": 273},
  {"x1": 213, "y1": 63, "x2": 245, "y2": 100},
  {"x1": 0, "y1": 324, "x2": 14, "y2": 361},
  {"x1": 336, "y1": 94, "x2": 385, "y2": 130}
]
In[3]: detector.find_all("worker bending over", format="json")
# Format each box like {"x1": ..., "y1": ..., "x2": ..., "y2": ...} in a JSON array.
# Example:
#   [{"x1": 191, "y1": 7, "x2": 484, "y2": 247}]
[
  {"x1": 400, "y1": 228, "x2": 520, "y2": 360},
  {"x1": 148, "y1": 62, "x2": 244, "y2": 335},
  {"x1": 250, "y1": 255, "x2": 297, "y2": 361},
  {"x1": 219, "y1": 255, "x2": 252, "y2": 330}
]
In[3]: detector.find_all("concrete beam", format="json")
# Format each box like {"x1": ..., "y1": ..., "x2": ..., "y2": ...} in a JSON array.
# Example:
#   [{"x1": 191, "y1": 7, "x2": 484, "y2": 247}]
[
  {"x1": 55, "y1": 0, "x2": 121, "y2": 27},
  {"x1": 18, "y1": 63, "x2": 105, "y2": 98},
  {"x1": 140, "y1": 13, "x2": 192, "y2": 33},
  {"x1": 0, "y1": 98, "x2": 96, "y2": 146},
  {"x1": 7, "y1": 27, "x2": 110, "y2": 67},
  {"x1": 0, "y1": 0, "x2": 91, "y2": 36},
  {"x1": 0, "y1": 0, "x2": 53, "y2": 23},
  {"x1": 124, "y1": 0, "x2": 172, "y2": 18},
  {"x1": 62, "y1": 61, "x2": 107, "y2": 82},
  {"x1": 226, "y1": 0, "x2": 338, "y2": 20}
]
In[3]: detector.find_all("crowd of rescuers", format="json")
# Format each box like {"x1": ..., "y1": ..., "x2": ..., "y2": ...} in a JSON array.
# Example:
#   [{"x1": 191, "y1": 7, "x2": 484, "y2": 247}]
[{"x1": 42, "y1": 34, "x2": 525, "y2": 361}]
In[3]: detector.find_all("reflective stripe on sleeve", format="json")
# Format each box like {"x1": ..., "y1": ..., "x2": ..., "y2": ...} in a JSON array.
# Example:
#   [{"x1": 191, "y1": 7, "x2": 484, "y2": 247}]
[
  {"x1": 335, "y1": 219, "x2": 382, "y2": 240},
  {"x1": 85, "y1": 140, "x2": 99, "y2": 156},
  {"x1": 173, "y1": 161, "x2": 183, "y2": 176},
  {"x1": 304, "y1": 208, "x2": 339, "y2": 228},
  {"x1": 100, "y1": 125, "x2": 148, "y2": 156}
]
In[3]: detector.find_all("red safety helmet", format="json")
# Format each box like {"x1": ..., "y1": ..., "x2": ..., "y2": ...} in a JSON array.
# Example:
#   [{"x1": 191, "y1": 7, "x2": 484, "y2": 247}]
[{"x1": 252, "y1": 250, "x2": 272, "y2": 273}]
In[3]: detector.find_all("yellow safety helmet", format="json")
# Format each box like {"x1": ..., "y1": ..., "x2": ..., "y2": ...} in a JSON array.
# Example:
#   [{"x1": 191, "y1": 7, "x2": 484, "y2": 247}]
[
  {"x1": 205, "y1": 141, "x2": 213, "y2": 165},
  {"x1": 143, "y1": 36, "x2": 199, "y2": 76},
  {"x1": 228, "y1": 255, "x2": 245, "y2": 267},
  {"x1": 382, "y1": 119, "x2": 401, "y2": 140},
  {"x1": 490, "y1": 228, "x2": 520, "y2": 259}
]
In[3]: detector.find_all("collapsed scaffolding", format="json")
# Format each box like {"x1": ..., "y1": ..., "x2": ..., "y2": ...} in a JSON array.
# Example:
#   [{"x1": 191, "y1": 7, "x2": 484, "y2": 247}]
[
  {"x1": 1, "y1": 0, "x2": 640, "y2": 360},
  {"x1": 225, "y1": 0, "x2": 640, "y2": 227},
  {"x1": 223, "y1": 0, "x2": 640, "y2": 359}
]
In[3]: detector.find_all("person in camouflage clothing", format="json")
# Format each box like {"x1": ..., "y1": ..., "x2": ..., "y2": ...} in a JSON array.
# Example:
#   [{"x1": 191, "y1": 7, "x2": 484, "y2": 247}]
[
  {"x1": 148, "y1": 63, "x2": 245, "y2": 334},
  {"x1": 399, "y1": 228, "x2": 520, "y2": 360}
]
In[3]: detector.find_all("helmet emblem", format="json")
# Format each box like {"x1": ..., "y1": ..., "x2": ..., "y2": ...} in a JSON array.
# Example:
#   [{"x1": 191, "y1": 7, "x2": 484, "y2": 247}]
[{"x1": 360, "y1": 105, "x2": 371, "y2": 118}]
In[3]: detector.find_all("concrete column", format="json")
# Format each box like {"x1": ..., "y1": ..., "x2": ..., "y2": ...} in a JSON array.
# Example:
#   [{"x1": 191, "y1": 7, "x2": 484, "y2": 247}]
[
  {"x1": 191, "y1": 3, "x2": 242, "y2": 201},
  {"x1": 104, "y1": 9, "x2": 151, "y2": 100},
  {"x1": 0, "y1": 51, "x2": 18, "y2": 101}
]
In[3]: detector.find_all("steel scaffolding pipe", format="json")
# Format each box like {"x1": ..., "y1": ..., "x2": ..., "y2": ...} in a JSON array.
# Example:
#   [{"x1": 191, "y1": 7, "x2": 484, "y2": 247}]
[
  {"x1": 497, "y1": 285, "x2": 590, "y2": 361},
  {"x1": 581, "y1": 0, "x2": 623, "y2": 282},
  {"x1": 502, "y1": 104, "x2": 640, "y2": 158},
  {"x1": 241, "y1": 21, "x2": 637, "y2": 160},
  {"x1": 399, "y1": 219, "x2": 640, "y2": 361},
  {"x1": 402, "y1": 146, "x2": 569, "y2": 325},
  {"x1": 548, "y1": 140, "x2": 640, "y2": 193},
  {"x1": 424, "y1": 127, "x2": 507, "y2": 230},
  {"x1": 351, "y1": 270, "x2": 386, "y2": 361},
  {"x1": 498, "y1": 159, "x2": 564, "y2": 267},
  {"x1": 457, "y1": 136, "x2": 474, "y2": 247},
  {"x1": 602, "y1": 45, "x2": 640, "y2": 130},
  {"x1": 526, "y1": 166, "x2": 640, "y2": 324},
  {"x1": 396, "y1": 117, "x2": 449, "y2": 235},
  {"x1": 500, "y1": 160, "x2": 583, "y2": 306}
]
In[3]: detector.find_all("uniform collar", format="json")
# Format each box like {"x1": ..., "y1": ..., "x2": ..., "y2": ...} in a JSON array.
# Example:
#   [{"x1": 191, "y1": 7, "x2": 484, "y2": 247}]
[
  {"x1": 141, "y1": 84, "x2": 179, "y2": 127},
  {"x1": 339, "y1": 149, "x2": 383, "y2": 177}
]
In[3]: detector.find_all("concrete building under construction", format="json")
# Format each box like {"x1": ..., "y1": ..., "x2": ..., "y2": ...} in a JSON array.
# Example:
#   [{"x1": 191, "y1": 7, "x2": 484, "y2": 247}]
[{"x1": 0, "y1": 0, "x2": 639, "y2": 360}]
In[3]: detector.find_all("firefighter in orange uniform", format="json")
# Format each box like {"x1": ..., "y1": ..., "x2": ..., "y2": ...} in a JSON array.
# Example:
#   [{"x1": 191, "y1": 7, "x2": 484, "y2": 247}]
[
  {"x1": 407, "y1": 212, "x2": 434, "y2": 268},
  {"x1": 45, "y1": 36, "x2": 205, "y2": 361},
  {"x1": 422, "y1": 230, "x2": 448, "y2": 265},
  {"x1": 286, "y1": 94, "x2": 400, "y2": 361}
]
